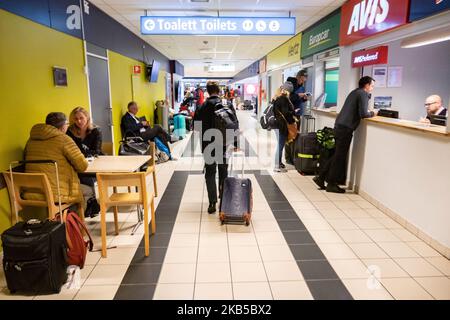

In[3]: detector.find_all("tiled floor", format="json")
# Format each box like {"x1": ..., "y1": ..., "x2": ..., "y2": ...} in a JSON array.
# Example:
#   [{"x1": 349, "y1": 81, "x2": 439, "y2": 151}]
[{"x1": 1, "y1": 111, "x2": 449, "y2": 300}]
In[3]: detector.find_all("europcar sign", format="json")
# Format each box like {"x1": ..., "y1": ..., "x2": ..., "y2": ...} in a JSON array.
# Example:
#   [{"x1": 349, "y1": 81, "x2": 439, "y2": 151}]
[
  {"x1": 340, "y1": 0, "x2": 410, "y2": 46},
  {"x1": 141, "y1": 16, "x2": 296, "y2": 35}
]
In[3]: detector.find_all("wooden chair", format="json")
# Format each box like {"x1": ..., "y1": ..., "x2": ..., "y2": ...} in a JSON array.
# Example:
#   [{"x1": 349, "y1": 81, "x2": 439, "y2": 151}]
[
  {"x1": 2, "y1": 171, "x2": 85, "y2": 225},
  {"x1": 147, "y1": 141, "x2": 158, "y2": 197},
  {"x1": 101, "y1": 142, "x2": 113, "y2": 155},
  {"x1": 96, "y1": 171, "x2": 156, "y2": 258}
]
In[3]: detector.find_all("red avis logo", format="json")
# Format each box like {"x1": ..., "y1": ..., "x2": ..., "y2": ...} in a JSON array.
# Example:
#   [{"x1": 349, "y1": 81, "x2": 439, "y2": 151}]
[{"x1": 347, "y1": 0, "x2": 390, "y2": 35}]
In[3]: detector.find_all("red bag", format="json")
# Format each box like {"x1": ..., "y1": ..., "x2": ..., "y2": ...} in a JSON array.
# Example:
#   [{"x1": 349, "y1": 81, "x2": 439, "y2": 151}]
[{"x1": 55, "y1": 210, "x2": 93, "y2": 269}]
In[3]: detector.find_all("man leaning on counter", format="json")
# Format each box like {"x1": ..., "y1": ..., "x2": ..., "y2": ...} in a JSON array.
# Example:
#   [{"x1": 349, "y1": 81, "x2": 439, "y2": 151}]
[{"x1": 419, "y1": 95, "x2": 448, "y2": 126}]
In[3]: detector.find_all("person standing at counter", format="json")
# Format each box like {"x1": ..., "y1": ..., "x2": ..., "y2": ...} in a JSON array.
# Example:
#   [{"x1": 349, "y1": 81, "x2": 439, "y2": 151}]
[
  {"x1": 314, "y1": 76, "x2": 378, "y2": 193},
  {"x1": 419, "y1": 95, "x2": 448, "y2": 124}
]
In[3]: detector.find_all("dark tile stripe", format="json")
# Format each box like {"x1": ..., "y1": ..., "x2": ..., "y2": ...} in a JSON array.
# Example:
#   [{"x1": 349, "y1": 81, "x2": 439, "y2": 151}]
[
  {"x1": 254, "y1": 171, "x2": 353, "y2": 300},
  {"x1": 114, "y1": 171, "x2": 189, "y2": 300}
]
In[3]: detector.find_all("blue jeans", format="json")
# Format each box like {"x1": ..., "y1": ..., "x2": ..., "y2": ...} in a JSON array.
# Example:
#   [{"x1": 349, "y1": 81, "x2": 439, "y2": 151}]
[{"x1": 275, "y1": 130, "x2": 287, "y2": 167}]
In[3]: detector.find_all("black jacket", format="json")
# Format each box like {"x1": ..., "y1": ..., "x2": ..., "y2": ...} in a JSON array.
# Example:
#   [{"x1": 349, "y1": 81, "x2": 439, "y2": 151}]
[
  {"x1": 335, "y1": 88, "x2": 374, "y2": 130},
  {"x1": 121, "y1": 112, "x2": 144, "y2": 138},
  {"x1": 273, "y1": 95, "x2": 295, "y2": 136},
  {"x1": 67, "y1": 127, "x2": 103, "y2": 156},
  {"x1": 194, "y1": 95, "x2": 237, "y2": 152}
]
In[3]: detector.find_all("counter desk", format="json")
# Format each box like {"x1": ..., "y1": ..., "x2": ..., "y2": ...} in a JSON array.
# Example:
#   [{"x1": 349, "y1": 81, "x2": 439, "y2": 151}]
[{"x1": 312, "y1": 108, "x2": 450, "y2": 258}]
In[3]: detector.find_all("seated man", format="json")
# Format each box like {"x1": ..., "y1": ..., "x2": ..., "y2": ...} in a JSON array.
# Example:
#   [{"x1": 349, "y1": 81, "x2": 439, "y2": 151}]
[
  {"x1": 24, "y1": 112, "x2": 93, "y2": 210},
  {"x1": 121, "y1": 101, "x2": 174, "y2": 158},
  {"x1": 419, "y1": 95, "x2": 448, "y2": 124}
]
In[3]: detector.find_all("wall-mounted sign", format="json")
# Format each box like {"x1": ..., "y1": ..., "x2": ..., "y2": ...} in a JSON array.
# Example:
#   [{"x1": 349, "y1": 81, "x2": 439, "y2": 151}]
[
  {"x1": 53, "y1": 66, "x2": 68, "y2": 87},
  {"x1": 266, "y1": 33, "x2": 302, "y2": 71},
  {"x1": 259, "y1": 57, "x2": 267, "y2": 74},
  {"x1": 133, "y1": 65, "x2": 141, "y2": 74},
  {"x1": 409, "y1": 0, "x2": 450, "y2": 22},
  {"x1": 340, "y1": 0, "x2": 409, "y2": 46},
  {"x1": 141, "y1": 16, "x2": 296, "y2": 35},
  {"x1": 316, "y1": 48, "x2": 340, "y2": 61},
  {"x1": 301, "y1": 12, "x2": 341, "y2": 58},
  {"x1": 351, "y1": 46, "x2": 388, "y2": 68}
]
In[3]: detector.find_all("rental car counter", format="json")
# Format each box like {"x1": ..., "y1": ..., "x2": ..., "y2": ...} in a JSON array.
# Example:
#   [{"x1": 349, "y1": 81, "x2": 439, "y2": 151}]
[{"x1": 312, "y1": 107, "x2": 450, "y2": 259}]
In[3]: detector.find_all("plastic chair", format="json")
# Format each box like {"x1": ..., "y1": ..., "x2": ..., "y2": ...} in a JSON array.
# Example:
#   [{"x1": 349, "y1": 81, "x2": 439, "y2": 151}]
[{"x1": 96, "y1": 171, "x2": 156, "y2": 258}]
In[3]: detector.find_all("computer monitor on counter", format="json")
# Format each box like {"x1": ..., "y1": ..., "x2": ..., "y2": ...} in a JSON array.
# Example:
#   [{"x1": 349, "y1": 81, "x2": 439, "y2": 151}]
[{"x1": 377, "y1": 109, "x2": 399, "y2": 119}]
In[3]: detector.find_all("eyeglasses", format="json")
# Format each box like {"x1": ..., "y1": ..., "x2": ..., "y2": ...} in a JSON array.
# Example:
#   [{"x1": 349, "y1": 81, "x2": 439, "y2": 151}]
[{"x1": 424, "y1": 102, "x2": 438, "y2": 107}]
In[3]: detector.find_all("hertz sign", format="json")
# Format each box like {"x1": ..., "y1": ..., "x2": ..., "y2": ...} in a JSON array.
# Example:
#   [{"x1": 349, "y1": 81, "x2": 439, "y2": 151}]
[{"x1": 340, "y1": 0, "x2": 410, "y2": 46}]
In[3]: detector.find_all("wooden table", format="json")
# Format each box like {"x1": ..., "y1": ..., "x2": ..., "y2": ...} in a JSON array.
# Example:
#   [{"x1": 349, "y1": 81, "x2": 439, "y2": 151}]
[{"x1": 85, "y1": 155, "x2": 151, "y2": 173}]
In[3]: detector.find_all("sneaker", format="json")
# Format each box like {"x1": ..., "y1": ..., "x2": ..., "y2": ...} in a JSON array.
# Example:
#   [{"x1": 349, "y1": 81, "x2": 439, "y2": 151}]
[
  {"x1": 326, "y1": 183, "x2": 346, "y2": 193},
  {"x1": 207, "y1": 202, "x2": 217, "y2": 214},
  {"x1": 313, "y1": 176, "x2": 326, "y2": 190},
  {"x1": 279, "y1": 163, "x2": 286, "y2": 169}
]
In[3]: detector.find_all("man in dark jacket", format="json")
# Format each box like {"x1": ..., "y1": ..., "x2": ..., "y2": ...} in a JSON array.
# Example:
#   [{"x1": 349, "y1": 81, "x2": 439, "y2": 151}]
[
  {"x1": 194, "y1": 81, "x2": 238, "y2": 214},
  {"x1": 121, "y1": 101, "x2": 173, "y2": 157},
  {"x1": 314, "y1": 76, "x2": 378, "y2": 193}
]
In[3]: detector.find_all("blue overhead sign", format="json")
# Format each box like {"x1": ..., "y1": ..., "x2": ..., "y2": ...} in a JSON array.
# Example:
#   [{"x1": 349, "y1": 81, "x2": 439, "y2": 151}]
[
  {"x1": 409, "y1": 0, "x2": 450, "y2": 21},
  {"x1": 141, "y1": 16, "x2": 296, "y2": 35}
]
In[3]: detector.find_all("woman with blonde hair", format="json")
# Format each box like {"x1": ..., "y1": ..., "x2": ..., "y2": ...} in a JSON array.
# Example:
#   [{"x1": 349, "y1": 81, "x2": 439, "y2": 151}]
[{"x1": 67, "y1": 107, "x2": 103, "y2": 157}]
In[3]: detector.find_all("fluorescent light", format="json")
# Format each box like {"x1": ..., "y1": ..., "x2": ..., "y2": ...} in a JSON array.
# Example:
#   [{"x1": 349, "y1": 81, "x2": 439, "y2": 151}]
[
  {"x1": 401, "y1": 25, "x2": 450, "y2": 48},
  {"x1": 208, "y1": 65, "x2": 235, "y2": 72},
  {"x1": 199, "y1": 49, "x2": 233, "y2": 54}
]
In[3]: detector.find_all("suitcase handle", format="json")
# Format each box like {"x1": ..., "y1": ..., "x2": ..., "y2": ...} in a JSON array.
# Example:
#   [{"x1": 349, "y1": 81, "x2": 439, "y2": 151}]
[
  {"x1": 9, "y1": 160, "x2": 63, "y2": 225},
  {"x1": 229, "y1": 150, "x2": 245, "y2": 178}
]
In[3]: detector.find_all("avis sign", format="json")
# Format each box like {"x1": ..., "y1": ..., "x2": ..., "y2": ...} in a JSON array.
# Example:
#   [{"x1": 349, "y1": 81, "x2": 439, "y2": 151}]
[
  {"x1": 351, "y1": 46, "x2": 388, "y2": 68},
  {"x1": 340, "y1": 0, "x2": 410, "y2": 46}
]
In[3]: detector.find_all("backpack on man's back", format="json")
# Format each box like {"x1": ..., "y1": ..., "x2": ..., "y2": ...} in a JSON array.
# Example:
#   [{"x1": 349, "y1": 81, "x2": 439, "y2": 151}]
[{"x1": 214, "y1": 102, "x2": 239, "y2": 146}]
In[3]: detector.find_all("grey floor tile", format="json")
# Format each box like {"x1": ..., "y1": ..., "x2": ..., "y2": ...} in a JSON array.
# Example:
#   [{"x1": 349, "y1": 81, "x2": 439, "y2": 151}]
[
  {"x1": 121, "y1": 264, "x2": 162, "y2": 285},
  {"x1": 132, "y1": 247, "x2": 167, "y2": 264},
  {"x1": 278, "y1": 220, "x2": 306, "y2": 231},
  {"x1": 298, "y1": 260, "x2": 339, "y2": 280},
  {"x1": 290, "y1": 244, "x2": 327, "y2": 260},
  {"x1": 114, "y1": 284, "x2": 156, "y2": 300},
  {"x1": 306, "y1": 280, "x2": 353, "y2": 300},
  {"x1": 283, "y1": 231, "x2": 316, "y2": 245}
]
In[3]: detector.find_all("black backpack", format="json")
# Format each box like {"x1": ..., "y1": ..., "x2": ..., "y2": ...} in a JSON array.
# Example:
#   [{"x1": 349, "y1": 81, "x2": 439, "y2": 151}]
[
  {"x1": 260, "y1": 102, "x2": 277, "y2": 130},
  {"x1": 214, "y1": 102, "x2": 239, "y2": 146}
]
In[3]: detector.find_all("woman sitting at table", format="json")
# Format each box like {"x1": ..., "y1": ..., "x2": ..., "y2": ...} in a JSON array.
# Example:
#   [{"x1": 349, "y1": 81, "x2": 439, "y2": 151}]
[
  {"x1": 67, "y1": 107, "x2": 102, "y2": 218},
  {"x1": 67, "y1": 107, "x2": 103, "y2": 157}
]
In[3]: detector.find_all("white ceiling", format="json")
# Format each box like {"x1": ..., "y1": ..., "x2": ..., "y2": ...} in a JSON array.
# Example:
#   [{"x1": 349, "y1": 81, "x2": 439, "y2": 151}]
[{"x1": 90, "y1": 0, "x2": 346, "y2": 78}]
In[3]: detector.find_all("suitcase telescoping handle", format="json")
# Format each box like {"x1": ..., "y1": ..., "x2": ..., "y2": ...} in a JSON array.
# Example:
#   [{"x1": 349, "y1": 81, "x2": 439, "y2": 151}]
[
  {"x1": 9, "y1": 160, "x2": 63, "y2": 225},
  {"x1": 229, "y1": 150, "x2": 245, "y2": 179}
]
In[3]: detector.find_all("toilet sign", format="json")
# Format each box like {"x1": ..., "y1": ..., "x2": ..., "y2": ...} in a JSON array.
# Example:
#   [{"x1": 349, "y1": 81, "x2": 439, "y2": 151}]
[
  {"x1": 340, "y1": 0, "x2": 409, "y2": 46},
  {"x1": 141, "y1": 16, "x2": 296, "y2": 35}
]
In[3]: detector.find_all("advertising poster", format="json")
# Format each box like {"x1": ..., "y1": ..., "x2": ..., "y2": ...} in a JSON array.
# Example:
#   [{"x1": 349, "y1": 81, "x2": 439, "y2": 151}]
[
  {"x1": 373, "y1": 66, "x2": 387, "y2": 88},
  {"x1": 388, "y1": 66, "x2": 403, "y2": 87}
]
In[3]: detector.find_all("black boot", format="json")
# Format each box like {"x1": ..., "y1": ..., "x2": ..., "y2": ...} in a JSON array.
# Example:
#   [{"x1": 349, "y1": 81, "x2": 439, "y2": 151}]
[
  {"x1": 208, "y1": 202, "x2": 217, "y2": 214},
  {"x1": 313, "y1": 176, "x2": 326, "y2": 190},
  {"x1": 326, "y1": 183, "x2": 346, "y2": 193}
]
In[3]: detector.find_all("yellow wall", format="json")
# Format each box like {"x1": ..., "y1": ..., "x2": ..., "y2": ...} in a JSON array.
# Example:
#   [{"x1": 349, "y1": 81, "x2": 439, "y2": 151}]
[
  {"x1": 266, "y1": 33, "x2": 302, "y2": 71},
  {"x1": 108, "y1": 51, "x2": 167, "y2": 154},
  {"x1": 0, "y1": 10, "x2": 89, "y2": 233}
]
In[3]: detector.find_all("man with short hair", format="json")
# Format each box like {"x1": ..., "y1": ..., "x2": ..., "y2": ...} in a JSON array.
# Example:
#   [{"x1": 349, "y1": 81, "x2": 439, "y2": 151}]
[
  {"x1": 294, "y1": 69, "x2": 310, "y2": 117},
  {"x1": 314, "y1": 76, "x2": 378, "y2": 193},
  {"x1": 24, "y1": 112, "x2": 93, "y2": 210},
  {"x1": 419, "y1": 95, "x2": 448, "y2": 124},
  {"x1": 121, "y1": 101, "x2": 174, "y2": 158},
  {"x1": 194, "y1": 81, "x2": 238, "y2": 214}
]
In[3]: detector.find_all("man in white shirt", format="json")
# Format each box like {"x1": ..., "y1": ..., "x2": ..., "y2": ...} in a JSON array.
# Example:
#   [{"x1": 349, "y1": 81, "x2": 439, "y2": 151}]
[{"x1": 419, "y1": 95, "x2": 448, "y2": 124}]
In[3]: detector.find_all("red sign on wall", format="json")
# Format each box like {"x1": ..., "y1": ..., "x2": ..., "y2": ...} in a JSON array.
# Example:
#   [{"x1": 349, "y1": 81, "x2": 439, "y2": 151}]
[
  {"x1": 133, "y1": 65, "x2": 141, "y2": 74},
  {"x1": 351, "y1": 46, "x2": 388, "y2": 68},
  {"x1": 340, "y1": 0, "x2": 409, "y2": 46}
]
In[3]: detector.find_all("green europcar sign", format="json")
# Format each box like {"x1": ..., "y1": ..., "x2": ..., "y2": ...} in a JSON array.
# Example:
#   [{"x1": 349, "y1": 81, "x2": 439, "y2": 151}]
[{"x1": 301, "y1": 12, "x2": 341, "y2": 58}]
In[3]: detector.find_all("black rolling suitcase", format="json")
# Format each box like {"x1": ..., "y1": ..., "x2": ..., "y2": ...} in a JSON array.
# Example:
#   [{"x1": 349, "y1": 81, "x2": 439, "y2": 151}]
[
  {"x1": 219, "y1": 152, "x2": 253, "y2": 226},
  {"x1": 2, "y1": 160, "x2": 68, "y2": 294},
  {"x1": 294, "y1": 116, "x2": 320, "y2": 175}
]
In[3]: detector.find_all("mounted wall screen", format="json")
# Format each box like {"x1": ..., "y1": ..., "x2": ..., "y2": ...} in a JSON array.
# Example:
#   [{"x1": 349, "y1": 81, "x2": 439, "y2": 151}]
[{"x1": 141, "y1": 16, "x2": 296, "y2": 35}]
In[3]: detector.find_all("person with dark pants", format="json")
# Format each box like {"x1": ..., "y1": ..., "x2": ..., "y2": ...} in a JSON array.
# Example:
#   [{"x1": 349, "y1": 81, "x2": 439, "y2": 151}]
[
  {"x1": 121, "y1": 101, "x2": 174, "y2": 158},
  {"x1": 194, "y1": 81, "x2": 238, "y2": 214},
  {"x1": 314, "y1": 76, "x2": 378, "y2": 193}
]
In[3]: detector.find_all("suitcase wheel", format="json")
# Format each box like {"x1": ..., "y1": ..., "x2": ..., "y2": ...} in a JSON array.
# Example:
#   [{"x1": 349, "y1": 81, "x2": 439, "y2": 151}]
[
  {"x1": 245, "y1": 221, "x2": 250, "y2": 226},
  {"x1": 221, "y1": 220, "x2": 225, "y2": 225}
]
